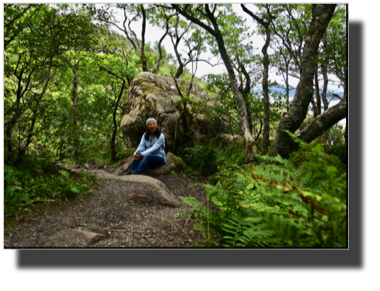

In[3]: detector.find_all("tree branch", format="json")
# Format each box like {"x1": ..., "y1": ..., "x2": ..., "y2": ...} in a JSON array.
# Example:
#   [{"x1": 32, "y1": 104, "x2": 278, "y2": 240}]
[
  {"x1": 97, "y1": 65, "x2": 125, "y2": 82},
  {"x1": 171, "y1": 4, "x2": 216, "y2": 37},
  {"x1": 241, "y1": 4, "x2": 266, "y2": 26}
]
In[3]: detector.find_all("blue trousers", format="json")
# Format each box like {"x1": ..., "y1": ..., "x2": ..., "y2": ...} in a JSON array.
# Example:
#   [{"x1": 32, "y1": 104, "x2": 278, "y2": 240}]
[{"x1": 129, "y1": 154, "x2": 166, "y2": 174}]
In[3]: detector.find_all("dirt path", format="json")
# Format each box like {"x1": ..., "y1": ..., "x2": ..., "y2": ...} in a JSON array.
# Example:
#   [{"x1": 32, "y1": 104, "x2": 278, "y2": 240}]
[{"x1": 4, "y1": 172, "x2": 209, "y2": 248}]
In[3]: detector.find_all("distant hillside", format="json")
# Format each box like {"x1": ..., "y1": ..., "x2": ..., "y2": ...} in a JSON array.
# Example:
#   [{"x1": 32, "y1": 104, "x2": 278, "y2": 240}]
[{"x1": 253, "y1": 86, "x2": 344, "y2": 101}]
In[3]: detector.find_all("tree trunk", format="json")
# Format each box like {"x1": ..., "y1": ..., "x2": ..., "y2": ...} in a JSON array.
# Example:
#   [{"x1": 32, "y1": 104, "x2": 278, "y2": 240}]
[
  {"x1": 213, "y1": 30, "x2": 259, "y2": 158},
  {"x1": 245, "y1": 96, "x2": 253, "y2": 135},
  {"x1": 140, "y1": 6, "x2": 149, "y2": 72},
  {"x1": 71, "y1": 68, "x2": 80, "y2": 160},
  {"x1": 16, "y1": 109, "x2": 38, "y2": 166},
  {"x1": 321, "y1": 61, "x2": 330, "y2": 144},
  {"x1": 295, "y1": 92, "x2": 346, "y2": 147},
  {"x1": 321, "y1": 62, "x2": 329, "y2": 111},
  {"x1": 6, "y1": 66, "x2": 27, "y2": 156},
  {"x1": 270, "y1": 4, "x2": 336, "y2": 158},
  {"x1": 310, "y1": 97, "x2": 318, "y2": 118},
  {"x1": 5, "y1": 105, "x2": 20, "y2": 155},
  {"x1": 151, "y1": 21, "x2": 169, "y2": 74},
  {"x1": 344, "y1": 122, "x2": 347, "y2": 145},
  {"x1": 111, "y1": 81, "x2": 126, "y2": 161},
  {"x1": 261, "y1": 25, "x2": 271, "y2": 155},
  {"x1": 170, "y1": 19, "x2": 185, "y2": 79},
  {"x1": 172, "y1": 4, "x2": 259, "y2": 161},
  {"x1": 201, "y1": 5, "x2": 259, "y2": 157},
  {"x1": 14, "y1": 62, "x2": 52, "y2": 166},
  {"x1": 315, "y1": 64, "x2": 321, "y2": 115},
  {"x1": 240, "y1": 4, "x2": 274, "y2": 155},
  {"x1": 285, "y1": 62, "x2": 290, "y2": 112},
  {"x1": 174, "y1": 64, "x2": 184, "y2": 79}
]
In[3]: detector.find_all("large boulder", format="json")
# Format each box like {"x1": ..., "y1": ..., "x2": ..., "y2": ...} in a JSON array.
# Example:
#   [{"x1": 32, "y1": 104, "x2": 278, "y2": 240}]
[
  {"x1": 120, "y1": 72, "x2": 232, "y2": 156},
  {"x1": 89, "y1": 170, "x2": 182, "y2": 207}
]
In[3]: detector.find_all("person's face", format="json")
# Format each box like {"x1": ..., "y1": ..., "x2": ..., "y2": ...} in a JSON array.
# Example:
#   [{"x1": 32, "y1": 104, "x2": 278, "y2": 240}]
[{"x1": 148, "y1": 121, "x2": 157, "y2": 133}]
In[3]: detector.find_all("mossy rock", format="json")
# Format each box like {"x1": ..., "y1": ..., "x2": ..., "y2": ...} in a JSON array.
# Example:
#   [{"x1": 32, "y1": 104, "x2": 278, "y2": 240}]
[
  {"x1": 115, "y1": 152, "x2": 186, "y2": 177},
  {"x1": 116, "y1": 147, "x2": 137, "y2": 161},
  {"x1": 120, "y1": 72, "x2": 232, "y2": 152}
]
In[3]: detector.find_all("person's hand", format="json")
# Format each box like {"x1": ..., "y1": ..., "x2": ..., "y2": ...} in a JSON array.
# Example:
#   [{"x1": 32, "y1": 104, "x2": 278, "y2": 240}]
[{"x1": 133, "y1": 152, "x2": 142, "y2": 160}]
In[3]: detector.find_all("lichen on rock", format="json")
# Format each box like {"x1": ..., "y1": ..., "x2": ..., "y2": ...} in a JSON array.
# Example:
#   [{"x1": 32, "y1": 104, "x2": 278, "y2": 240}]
[{"x1": 120, "y1": 72, "x2": 232, "y2": 155}]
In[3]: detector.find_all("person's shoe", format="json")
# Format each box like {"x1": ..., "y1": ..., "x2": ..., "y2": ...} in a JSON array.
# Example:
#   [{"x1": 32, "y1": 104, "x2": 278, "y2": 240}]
[{"x1": 125, "y1": 169, "x2": 134, "y2": 175}]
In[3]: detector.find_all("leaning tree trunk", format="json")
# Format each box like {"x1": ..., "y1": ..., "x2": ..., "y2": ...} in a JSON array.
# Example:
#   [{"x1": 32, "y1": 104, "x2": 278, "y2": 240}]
[
  {"x1": 270, "y1": 4, "x2": 336, "y2": 158},
  {"x1": 295, "y1": 92, "x2": 346, "y2": 148}
]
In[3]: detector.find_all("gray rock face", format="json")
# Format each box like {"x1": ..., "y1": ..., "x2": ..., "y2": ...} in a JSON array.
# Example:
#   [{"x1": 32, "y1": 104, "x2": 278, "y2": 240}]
[
  {"x1": 44, "y1": 229, "x2": 105, "y2": 247},
  {"x1": 89, "y1": 169, "x2": 182, "y2": 208},
  {"x1": 115, "y1": 163, "x2": 130, "y2": 176},
  {"x1": 151, "y1": 220, "x2": 171, "y2": 231},
  {"x1": 72, "y1": 230, "x2": 105, "y2": 246},
  {"x1": 120, "y1": 72, "x2": 232, "y2": 155}
]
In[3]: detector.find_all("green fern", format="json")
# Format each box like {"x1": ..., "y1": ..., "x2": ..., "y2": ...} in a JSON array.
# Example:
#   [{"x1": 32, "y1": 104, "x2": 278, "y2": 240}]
[{"x1": 180, "y1": 130, "x2": 347, "y2": 248}]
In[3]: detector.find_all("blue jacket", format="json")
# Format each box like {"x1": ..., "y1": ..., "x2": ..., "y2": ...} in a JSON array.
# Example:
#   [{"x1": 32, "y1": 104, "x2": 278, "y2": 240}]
[{"x1": 134, "y1": 133, "x2": 167, "y2": 164}]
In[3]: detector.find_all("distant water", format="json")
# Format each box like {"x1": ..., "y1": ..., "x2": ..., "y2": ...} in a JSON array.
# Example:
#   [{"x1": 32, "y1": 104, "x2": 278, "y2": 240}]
[{"x1": 253, "y1": 86, "x2": 346, "y2": 126}]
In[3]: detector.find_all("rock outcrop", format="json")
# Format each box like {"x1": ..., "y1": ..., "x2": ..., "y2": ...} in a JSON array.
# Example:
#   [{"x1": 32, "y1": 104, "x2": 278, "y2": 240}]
[
  {"x1": 120, "y1": 72, "x2": 232, "y2": 156},
  {"x1": 89, "y1": 170, "x2": 182, "y2": 208}
]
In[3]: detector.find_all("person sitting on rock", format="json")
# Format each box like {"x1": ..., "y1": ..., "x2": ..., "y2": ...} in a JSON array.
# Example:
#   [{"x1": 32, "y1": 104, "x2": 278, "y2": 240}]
[{"x1": 126, "y1": 118, "x2": 167, "y2": 175}]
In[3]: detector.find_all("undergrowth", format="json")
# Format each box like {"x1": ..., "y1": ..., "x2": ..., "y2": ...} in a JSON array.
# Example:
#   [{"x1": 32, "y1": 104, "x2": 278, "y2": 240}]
[
  {"x1": 179, "y1": 131, "x2": 347, "y2": 248},
  {"x1": 4, "y1": 155, "x2": 99, "y2": 218},
  {"x1": 184, "y1": 138, "x2": 245, "y2": 177}
]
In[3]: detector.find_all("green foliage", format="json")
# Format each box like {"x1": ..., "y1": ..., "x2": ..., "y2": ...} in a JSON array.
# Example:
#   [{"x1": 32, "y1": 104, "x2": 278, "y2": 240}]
[
  {"x1": 4, "y1": 4, "x2": 347, "y2": 232},
  {"x1": 116, "y1": 147, "x2": 137, "y2": 160},
  {"x1": 177, "y1": 196, "x2": 217, "y2": 247},
  {"x1": 181, "y1": 131, "x2": 346, "y2": 247},
  {"x1": 184, "y1": 139, "x2": 245, "y2": 176},
  {"x1": 4, "y1": 157, "x2": 98, "y2": 217},
  {"x1": 324, "y1": 144, "x2": 347, "y2": 166},
  {"x1": 173, "y1": 94, "x2": 203, "y2": 108},
  {"x1": 184, "y1": 143, "x2": 217, "y2": 175}
]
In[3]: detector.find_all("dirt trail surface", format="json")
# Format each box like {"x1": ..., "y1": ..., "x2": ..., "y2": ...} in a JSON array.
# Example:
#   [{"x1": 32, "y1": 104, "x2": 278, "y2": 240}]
[{"x1": 4, "y1": 170, "x2": 209, "y2": 248}]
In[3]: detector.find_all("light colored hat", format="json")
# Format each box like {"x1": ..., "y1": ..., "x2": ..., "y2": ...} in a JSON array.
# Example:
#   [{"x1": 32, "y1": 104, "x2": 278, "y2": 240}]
[{"x1": 146, "y1": 118, "x2": 157, "y2": 127}]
